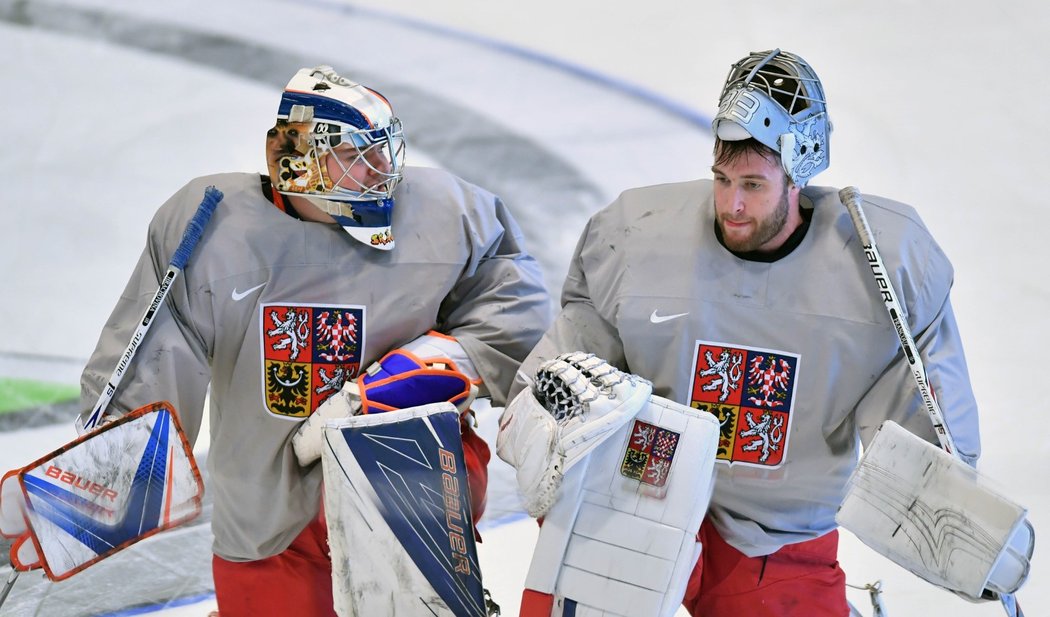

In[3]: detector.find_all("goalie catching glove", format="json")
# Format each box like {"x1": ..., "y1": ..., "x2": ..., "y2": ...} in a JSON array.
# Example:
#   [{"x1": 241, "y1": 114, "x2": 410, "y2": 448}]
[
  {"x1": 496, "y1": 351, "x2": 652, "y2": 517},
  {"x1": 293, "y1": 347, "x2": 478, "y2": 466}
]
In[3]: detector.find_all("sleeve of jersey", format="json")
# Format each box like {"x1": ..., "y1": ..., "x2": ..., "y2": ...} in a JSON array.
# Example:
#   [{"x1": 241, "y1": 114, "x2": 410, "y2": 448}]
[
  {"x1": 77, "y1": 181, "x2": 213, "y2": 446},
  {"x1": 505, "y1": 216, "x2": 628, "y2": 404},
  {"x1": 438, "y1": 195, "x2": 553, "y2": 407},
  {"x1": 853, "y1": 246, "x2": 981, "y2": 465}
]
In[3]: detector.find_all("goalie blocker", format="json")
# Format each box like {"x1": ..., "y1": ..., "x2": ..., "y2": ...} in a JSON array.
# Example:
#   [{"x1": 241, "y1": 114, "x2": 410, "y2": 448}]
[
  {"x1": 498, "y1": 353, "x2": 720, "y2": 617},
  {"x1": 836, "y1": 420, "x2": 1033, "y2": 602},
  {"x1": 0, "y1": 402, "x2": 204, "y2": 581}
]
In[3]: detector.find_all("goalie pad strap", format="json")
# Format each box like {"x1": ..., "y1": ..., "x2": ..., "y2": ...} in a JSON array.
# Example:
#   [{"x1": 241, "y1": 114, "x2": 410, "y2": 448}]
[
  {"x1": 401, "y1": 330, "x2": 481, "y2": 383},
  {"x1": 11, "y1": 533, "x2": 41, "y2": 571},
  {"x1": 0, "y1": 470, "x2": 27, "y2": 538}
]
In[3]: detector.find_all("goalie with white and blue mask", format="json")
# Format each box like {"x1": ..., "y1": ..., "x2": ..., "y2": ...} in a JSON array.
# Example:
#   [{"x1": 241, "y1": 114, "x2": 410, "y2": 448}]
[
  {"x1": 267, "y1": 65, "x2": 405, "y2": 249},
  {"x1": 76, "y1": 64, "x2": 552, "y2": 617},
  {"x1": 496, "y1": 49, "x2": 1028, "y2": 616}
]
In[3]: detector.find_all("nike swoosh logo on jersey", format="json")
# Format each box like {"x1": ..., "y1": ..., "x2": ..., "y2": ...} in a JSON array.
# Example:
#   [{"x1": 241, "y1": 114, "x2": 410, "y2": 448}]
[
  {"x1": 649, "y1": 310, "x2": 689, "y2": 324},
  {"x1": 231, "y1": 283, "x2": 266, "y2": 302}
]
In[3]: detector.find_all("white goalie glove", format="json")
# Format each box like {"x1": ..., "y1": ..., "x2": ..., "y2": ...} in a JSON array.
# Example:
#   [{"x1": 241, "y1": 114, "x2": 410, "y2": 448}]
[
  {"x1": 292, "y1": 378, "x2": 364, "y2": 467},
  {"x1": 501, "y1": 353, "x2": 720, "y2": 617},
  {"x1": 496, "y1": 352, "x2": 653, "y2": 518}
]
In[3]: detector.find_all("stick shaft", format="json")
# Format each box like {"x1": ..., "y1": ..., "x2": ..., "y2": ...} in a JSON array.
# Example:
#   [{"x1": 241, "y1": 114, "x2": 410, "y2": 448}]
[
  {"x1": 842, "y1": 187, "x2": 1024, "y2": 616},
  {"x1": 838, "y1": 186, "x2": 957, "y2": 455},
  {"x1": 0, "y1": 568, "x2": 18, "y2": 610},
  {"x1": 82, "y1": 186, "x2": 222, "y2": 430}
]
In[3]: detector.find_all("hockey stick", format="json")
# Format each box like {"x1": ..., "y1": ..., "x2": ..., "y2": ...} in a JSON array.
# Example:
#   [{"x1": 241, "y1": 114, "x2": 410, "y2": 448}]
[
  {"x1": 0, "y1": 569, "x2": 16, "y2": 610},
  {"x1": 0, "y1": 187, "x2": 221, "y2": 611},
  {"x1": 839, "y1": 186, "x2": 1023, "y2": 617},
  {"x1": 838, "y1": 187, "x2": 956, "y2": 455},
  {"x1": 81, "y1": 186, "x2": 223, "y2": 431}
]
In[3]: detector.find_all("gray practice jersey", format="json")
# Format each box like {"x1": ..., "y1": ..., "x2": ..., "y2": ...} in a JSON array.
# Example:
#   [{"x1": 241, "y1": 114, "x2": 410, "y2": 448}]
[
  {"x1": 506, "y1": 179, "x2": 980, "y2": 557},
  {"x1": 79, "y1": 167, "x2": 552, "y2": 561}
]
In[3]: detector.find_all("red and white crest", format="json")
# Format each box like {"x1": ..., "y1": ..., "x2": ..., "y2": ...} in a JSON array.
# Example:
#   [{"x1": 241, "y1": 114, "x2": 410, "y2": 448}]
[
  {"x1": 689, "y1": 341, "x2": 799, "y2": 468},
  {"x1": 260, "y1": 303, "x2": 365, "y2": 419},
  {"x1": 620, "y1": 419, "x2": 681, "y2": 494}
]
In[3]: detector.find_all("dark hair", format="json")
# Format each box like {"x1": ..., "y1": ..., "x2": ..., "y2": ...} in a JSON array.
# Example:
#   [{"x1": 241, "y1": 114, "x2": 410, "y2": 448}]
[{"x1": 713, "y1": 137, "x2": 781, "y2": 169}]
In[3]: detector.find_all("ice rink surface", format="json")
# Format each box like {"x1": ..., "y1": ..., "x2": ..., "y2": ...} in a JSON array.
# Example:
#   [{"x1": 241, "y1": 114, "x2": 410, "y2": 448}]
[{"x1": 1, "y1": 0, "x2": 1047, "y2": 615}]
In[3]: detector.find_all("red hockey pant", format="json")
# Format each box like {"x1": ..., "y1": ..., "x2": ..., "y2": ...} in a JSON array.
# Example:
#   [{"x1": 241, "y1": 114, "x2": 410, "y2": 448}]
[
  {"x1": 212, "y1": 511, "x2": 335, "y2": 617},
  {"x1": 683, "y1": 519, "x2": 849, "y2": 616}
]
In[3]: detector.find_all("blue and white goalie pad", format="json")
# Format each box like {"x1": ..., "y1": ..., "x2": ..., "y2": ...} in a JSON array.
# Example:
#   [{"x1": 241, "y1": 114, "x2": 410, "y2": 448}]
[
  {"x1": 321, "y1": 402, "x2": 486, "y2": 617},
  {"x1": 0, "y1": 402, "x2": 204, "y2": 581}
]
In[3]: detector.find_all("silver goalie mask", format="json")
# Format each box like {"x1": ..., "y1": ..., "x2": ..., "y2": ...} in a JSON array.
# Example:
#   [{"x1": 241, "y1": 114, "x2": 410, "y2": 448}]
[{"x1": 712, "y1": 49, "x2": 831, "y2": 187}]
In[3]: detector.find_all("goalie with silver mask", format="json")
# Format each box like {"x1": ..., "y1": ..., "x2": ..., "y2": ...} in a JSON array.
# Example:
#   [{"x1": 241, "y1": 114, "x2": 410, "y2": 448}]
[{"x1": 499, "y1": 49, "x2": 1032, "y2": 616}]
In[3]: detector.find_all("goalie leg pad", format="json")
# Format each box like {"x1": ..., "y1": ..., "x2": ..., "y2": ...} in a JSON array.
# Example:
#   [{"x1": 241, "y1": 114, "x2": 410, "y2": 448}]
[
  {"x1": 836, "y1": 421, "x2": 1033, "y2": 600},
  {"x1": 321, "y1": 402, "x2": 487, "y2": 617},
  {"x1": 522, "y1": 393, "x2": 720, "y2": 617},
  {"x1": 8, "y1": 403, "x2": 203, "y2": 581}
]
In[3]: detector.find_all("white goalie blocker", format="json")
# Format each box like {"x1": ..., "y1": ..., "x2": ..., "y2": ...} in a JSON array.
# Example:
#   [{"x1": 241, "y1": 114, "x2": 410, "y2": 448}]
[
  {"x1": 320, "y1": 402, "x2": 487, "y2": 617},
  {"x1": 0, "y1": 402, "x2": 204, "y2": 581},
  {"x1": 498, "y1": 353, "x2": 720, "y2": 617},
  {"x1": 836, "y1": 421, "x2": 1033, "y2": 602}
]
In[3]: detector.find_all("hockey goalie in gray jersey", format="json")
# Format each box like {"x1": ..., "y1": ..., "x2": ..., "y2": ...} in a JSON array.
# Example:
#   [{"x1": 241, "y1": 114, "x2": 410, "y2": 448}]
[
  {"x1": 498, "y1": 48, "x2": 1031, "y2": 616},
  {"x1": 72, "y1": 65, "x2": 552, "y2": 616}
]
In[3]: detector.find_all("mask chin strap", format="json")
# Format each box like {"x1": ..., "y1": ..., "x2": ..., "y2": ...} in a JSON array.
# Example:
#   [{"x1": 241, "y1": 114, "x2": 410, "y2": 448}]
[{"x1": 311, "y1": 196, "x2": 357, "y2": 220}]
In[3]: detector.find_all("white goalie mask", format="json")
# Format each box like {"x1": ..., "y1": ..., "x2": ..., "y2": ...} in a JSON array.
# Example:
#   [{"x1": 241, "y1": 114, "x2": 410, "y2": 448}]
[
  {"x1": 712, "y1": 49, "x2": 831, "y2": 186},
  {"x1": 267, "y1": 66, "x2": 406, "y2": 250}
]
